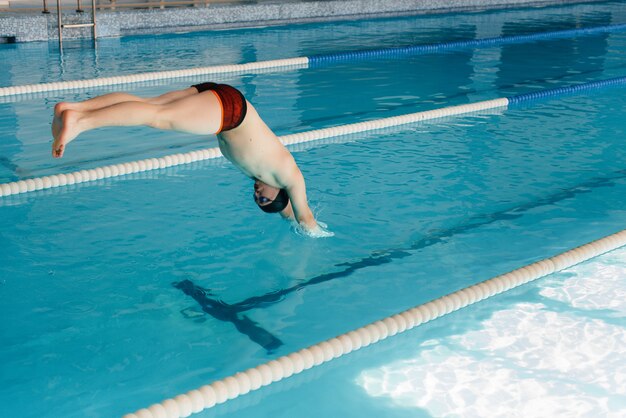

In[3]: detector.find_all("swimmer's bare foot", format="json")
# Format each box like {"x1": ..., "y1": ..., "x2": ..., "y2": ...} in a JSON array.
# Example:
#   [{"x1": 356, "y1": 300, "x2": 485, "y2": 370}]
[
  {"x1": 52, "y1": 109, "x2": 82, "y2": 158},
  {"x1": 52, "y1": 102, "x2": 71, "y2": 139}
]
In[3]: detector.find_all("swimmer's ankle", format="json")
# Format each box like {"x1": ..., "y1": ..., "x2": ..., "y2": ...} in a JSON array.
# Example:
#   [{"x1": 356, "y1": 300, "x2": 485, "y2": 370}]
[{"x1": 54, "y1": 102, "x2": 70, "y2": 117}]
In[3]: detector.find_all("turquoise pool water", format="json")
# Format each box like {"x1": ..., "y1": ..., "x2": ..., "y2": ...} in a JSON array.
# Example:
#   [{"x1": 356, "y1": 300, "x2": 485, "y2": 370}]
[{"x1": 1, "y1": 2, "x2": 626, "y2": 417}]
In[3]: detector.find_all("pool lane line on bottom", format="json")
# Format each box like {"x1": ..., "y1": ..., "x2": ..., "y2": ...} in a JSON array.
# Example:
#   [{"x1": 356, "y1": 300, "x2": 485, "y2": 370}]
[
  {"x1": 1, "y1": 22, "x2": 625, "y2": 99},
  {"x1": 1, "y1": 75, "x2": 626, "y2": 199},
  {"x1": 124, "y1": 229, "x2": 626, "y2": 418}
]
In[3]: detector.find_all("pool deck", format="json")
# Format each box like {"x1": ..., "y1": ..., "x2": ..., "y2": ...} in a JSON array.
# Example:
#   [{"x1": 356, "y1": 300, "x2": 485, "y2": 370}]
[{"x1": 0, "y1": 0, "x2": 608, "y2": 43}]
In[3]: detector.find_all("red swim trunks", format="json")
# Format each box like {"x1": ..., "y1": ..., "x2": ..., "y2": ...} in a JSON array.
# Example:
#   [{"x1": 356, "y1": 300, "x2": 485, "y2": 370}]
[{"x1": 191, "y1": 82, "x2": 248, "y2": 133}]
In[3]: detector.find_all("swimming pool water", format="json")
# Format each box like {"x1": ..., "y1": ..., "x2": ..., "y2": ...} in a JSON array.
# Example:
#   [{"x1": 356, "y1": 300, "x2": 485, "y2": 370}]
[{"x1": 1, "y1": 2, "x2": 626, "y2": 417}]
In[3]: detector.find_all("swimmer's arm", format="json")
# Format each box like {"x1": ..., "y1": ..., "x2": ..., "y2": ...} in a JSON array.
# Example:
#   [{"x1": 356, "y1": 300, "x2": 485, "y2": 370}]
[
  {"x1": 285, "y1": 186, "x2": 317, "y2": 230},
  {"x1": 279, "y1": 167, "x2": 317, "y2": 230},
  {"x1": 282, "y1": 186, "x2": 333, "y2": 238},
  {"x1": 274, "y1": 153, "x2": 333, "y2": 237}
]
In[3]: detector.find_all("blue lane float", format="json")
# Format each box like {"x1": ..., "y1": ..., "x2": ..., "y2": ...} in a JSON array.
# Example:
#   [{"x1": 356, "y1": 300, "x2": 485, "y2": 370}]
[
  {"x1": 508, "y1": 76, "x2": 626, "y2": 106},
  {"x1": 308, "y1": 23, "x2": 626, "y2": 67}
]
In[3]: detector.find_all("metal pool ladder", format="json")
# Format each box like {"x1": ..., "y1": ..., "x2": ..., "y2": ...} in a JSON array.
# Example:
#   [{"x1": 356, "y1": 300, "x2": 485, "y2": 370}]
[{"x1": 56, "y1": 0, "x2": 97, "y2": 49}]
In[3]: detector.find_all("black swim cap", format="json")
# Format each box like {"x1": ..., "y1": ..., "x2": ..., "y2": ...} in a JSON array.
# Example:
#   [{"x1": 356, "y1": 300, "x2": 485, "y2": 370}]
[{"x1": 258, "y1": 188, "x2": 289, "y2": 213}]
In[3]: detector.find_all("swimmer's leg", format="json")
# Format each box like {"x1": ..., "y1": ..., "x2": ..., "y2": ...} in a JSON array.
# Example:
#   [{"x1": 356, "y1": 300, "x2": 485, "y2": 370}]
[
  {"x1": 150, "y1": 91, "x2": 223, "y2": 134},
  {"x1": 54, "y1": 88, "x2": 197, "y2": 119},
  {"x1": 52, "y1": 90, "x2": 221, "y2": 158},
  {"x1": 52, "y1": 88, "x2": 198, "y2": 137},
  {"x1": 147, "y1": 88, "x2": 199, "y2": 105}
]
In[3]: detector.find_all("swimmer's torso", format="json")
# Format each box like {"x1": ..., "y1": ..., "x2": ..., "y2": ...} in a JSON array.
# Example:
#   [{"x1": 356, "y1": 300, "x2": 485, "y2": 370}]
[{"x1": 217, "y1": 102, "x2": 292, "y2": 188}]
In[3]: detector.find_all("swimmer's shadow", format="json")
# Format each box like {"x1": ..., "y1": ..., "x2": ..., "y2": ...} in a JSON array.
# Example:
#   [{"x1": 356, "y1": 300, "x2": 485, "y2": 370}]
[
  {"x1": 174, "y1": 279, "x2": 283, "y2": 353},
  {"x1": 180, "y1": 307, "x2": 207, "y2": 322},
  {"x1": 173, "y1": 251, "x2": 411, "y2": 354}
]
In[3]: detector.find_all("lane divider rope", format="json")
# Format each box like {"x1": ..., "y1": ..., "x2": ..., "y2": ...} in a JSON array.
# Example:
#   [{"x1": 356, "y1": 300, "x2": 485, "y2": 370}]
[
  {"x1": 0, "y1": 58, "x2": 309, "y2": 98},
  {"x1": 1, "y1": 23, "x2": 625, "y2": 98},
  {"x1": 123, "y1": 229, "x2": 626, "y2": 418},
  {"x1": 0, "y1": 98, "x2": 507, "y2": 197},
  {"x1": 2, "y1": 76, "x2": 626, "y2": 198},
  {"x1": 307, "y1": 23, "x2": 626, "y2": 66}
]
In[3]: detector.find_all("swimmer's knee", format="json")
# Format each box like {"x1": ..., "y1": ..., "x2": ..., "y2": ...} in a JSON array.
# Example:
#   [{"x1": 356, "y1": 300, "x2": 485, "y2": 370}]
[
  {"x1": 151, "y1": 106, "x2": 181, "y2": 131},
  {"x1": 143, "y1": 106, "x2": 164, "y2": 130},
  {"x1": 150, "y1": 115, "x2": 172, "y2": 130}
]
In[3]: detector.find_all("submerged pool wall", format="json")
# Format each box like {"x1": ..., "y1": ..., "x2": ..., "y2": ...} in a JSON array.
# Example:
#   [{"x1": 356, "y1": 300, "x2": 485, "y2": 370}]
[{"x1": 0, "y1": 0, "x2": 609, "y2": 43}]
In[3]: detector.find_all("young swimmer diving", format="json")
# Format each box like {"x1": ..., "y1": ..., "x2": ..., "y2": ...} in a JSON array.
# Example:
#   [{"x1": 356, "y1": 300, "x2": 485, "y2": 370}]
[{"x1": 51, "y1": 82, "x2": 332, "y2": 237}]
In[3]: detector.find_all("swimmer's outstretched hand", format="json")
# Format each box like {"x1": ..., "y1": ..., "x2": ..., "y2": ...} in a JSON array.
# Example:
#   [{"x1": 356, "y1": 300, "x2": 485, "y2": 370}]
[{"x1": 295, "y1": 221, "x2": 334, "y2": 238}]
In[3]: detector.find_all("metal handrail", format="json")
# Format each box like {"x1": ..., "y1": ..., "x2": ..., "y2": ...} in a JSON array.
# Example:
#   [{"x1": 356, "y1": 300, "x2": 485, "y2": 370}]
[{"x1": 56, "y1": 0, "x2": 97, "y2": 49}]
